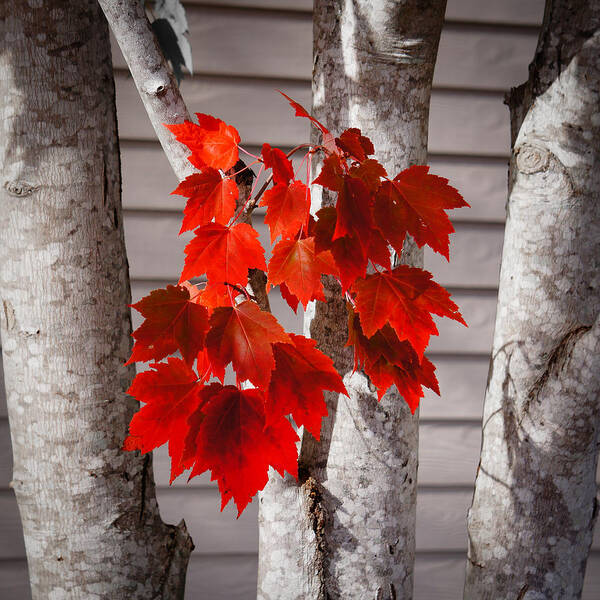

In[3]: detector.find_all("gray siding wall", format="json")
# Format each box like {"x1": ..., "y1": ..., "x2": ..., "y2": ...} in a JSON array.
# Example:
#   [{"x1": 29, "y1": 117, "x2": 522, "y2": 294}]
[{"x1": 2, "y1": 1, "x2": 599, "y2": 598}]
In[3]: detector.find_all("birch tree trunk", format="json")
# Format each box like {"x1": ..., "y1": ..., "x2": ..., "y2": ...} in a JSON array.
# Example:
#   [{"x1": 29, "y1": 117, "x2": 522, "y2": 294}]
[
  {"x1": 0, "y1": 1, "x2": 192, "y2": 597},
  {"x1": 464, "y1": 2, "x2": 600, "y2": 598},
  {"x1": 257, "y1": 2, "x2": 446, "y2": 598}
]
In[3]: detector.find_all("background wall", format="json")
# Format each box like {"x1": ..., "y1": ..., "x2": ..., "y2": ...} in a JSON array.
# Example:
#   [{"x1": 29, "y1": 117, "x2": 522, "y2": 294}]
[{"x1": 2, "y1": 1, "x2": 599, "y2": 598}]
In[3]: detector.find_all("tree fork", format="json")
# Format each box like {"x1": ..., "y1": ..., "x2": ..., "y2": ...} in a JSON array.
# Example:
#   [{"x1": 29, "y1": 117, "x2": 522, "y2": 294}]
[
  {"x1": 257, "y1": 2, "x2": 447, "y2": 598},
  {"x1": 0, "y1": 1, "x2": 192, "y2": 597},
  {"x1": 464, "y1": 1, "x2": 600, "y2": 598}
]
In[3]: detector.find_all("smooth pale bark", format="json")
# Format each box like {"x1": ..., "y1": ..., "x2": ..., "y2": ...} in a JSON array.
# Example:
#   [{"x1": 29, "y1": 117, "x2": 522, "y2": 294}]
[
  {"x1": 464, "y1": 2, "x2": 600, "y2": 598},
  {"x1": 257, "y1": 2, "x2": 446, "y2": 599},
  {"x1": 0, "y1": 1, "x2": 192, "y2": 597}
]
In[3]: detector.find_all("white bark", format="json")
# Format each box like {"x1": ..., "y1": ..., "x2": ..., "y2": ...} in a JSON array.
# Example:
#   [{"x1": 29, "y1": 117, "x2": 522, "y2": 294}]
[
  {"x1": 98, "y1": 0, "x2": 194, "y2": 180},
  {"x1": 0, "y1": 1, "x2": 192, "y2": 597},
  {"x1": 464, "y1": 2, "x2": 600, "y2": 598},
  {"x1": 257, "y1": 2, "x2": 446, "y2": 598}
]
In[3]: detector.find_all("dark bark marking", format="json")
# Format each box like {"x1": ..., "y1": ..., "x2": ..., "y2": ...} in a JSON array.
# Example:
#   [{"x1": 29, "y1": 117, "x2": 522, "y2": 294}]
[
  {"x1": 47, "y1": 40, "x2": 85, "y2": 56},
  {"x1": 527, "y1": 325, "x2": 591, "y2": 406},
  {"x1": 517, "y1": 584, "x2": 529, "y2": 599},
  {"x1": 139, "y1": 453, "x2": 150, "y2": 524},
  {"x1": 4, "y1": 180, "x2": 39, "y2": 197}
]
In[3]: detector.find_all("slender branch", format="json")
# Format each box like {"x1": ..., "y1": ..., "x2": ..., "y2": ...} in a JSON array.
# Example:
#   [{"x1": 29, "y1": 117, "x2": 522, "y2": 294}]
[{"x1": 98, "y1": 0, "x2": 194, "y2": 180}]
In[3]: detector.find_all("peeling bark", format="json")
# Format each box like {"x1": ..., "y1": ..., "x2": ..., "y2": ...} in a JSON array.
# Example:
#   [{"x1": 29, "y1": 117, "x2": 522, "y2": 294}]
[
  {"x1": 257, "y1": 2, "x2": 446, "y2": 598},
  {"x1": 0, "y1": 1, "x2": 192, "y2": 597},
  {"x1": 464, "y1": 2, "x2": 600, "y2": 598}
]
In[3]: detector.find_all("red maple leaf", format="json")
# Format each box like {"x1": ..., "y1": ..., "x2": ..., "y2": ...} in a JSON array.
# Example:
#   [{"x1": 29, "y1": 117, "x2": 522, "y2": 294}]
[
  {"x1": 123, "y1": 358, "x2": 203, "y2": 481},
  {"x1": 374, "y1": 165, "x2": 468, "y2": 259},
  {"x1": 127, "y1": 285, "x2": 209, "y2": 365},
  {"x1": 180, "y1": 222, "x2": 266, "y2": 285},
  {"x1": 279, "y1": 281, "x2": 300, "y2": 313},
  {"x1": 333, "y1": 176, "x2": 374, "y2": 254},
  {"x1": 172, "y1": 169, "x2": 238, "y2": 232},
  {"x1": 335, "y1": 128, "x2": 374, "y2": 161},
  {"x1": 205, "y1": 300, "x2": 291, "y2": 388},
  {"x1": 312, "y1": 154, "x2": 345, "y2": 191},
  {"x1": 267, "y1": 237, "x2": 338, "y2": 308},
  {"x1": 267, "y1": 334, "x2": 346, "y2": 439},
  {"x1": 165, "y1": 113, "x2": 241, "y2": 171},
  {"x1": 352, "y1": 266, "x2": 466, "y2": 359},
  {"x1": 346, "y1": 308, "x2": 439, "y2": 412},
  {"x1": 260, "y1": 181, "x2": 311, "y2": 243},
  {"x1": 261, "y1": 143, "x2": 294, "y2": 185},
  {"x1": 310, "y1": 207, "x2": 368, "y2": 291},
  {"x1": 349, "y1": 158, "x2": 387, "y2": 194},
  {"x1": 184, "y1": 385, "x2": 299, "y2": 515}
]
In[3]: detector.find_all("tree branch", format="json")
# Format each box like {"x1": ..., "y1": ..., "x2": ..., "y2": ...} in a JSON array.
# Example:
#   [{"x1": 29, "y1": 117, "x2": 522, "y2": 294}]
[
  {"x1": 99, "y1": 0, "x2": 271, "y2": 310},
  {"x1": 98, "y1": 0, "x2": 194, "y2": 180}
]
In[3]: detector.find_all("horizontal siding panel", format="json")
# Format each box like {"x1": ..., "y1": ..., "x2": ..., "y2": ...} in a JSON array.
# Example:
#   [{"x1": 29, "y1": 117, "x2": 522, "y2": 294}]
[
  {"x1": 121, "y1": 143, "x2": 508, "y2": 222},
  {"x1": 112, "y1": 9, "x2": 536, "y2": 91},
  {"x1": 426, "y1": 223, "x2": 505, "y2": 288},
  {"x1": 429, "y1": 290, "x2": 497, "y2": 355},
  {"x1": 428, "y1": 155, "x2": 508, "y2": 222},
  {"x1": 115, "y1": 75, "x2": 510, "y2": 156},
  {"x1": 185, "y1": 554, "x2": 257, "y2": 599},
  {"x1": 419, "y1": 424, "x2": 480, "y2": 486},
  {"x1": 156, "y1": 487, "x2": 259, "y2": 554},
  {"x1": 0, "y1": 492, "x2": 26, "y2": 559},
  {"x1": 123, "y1": 213, "x2": 505, "y2": 289},
  {"x1": 414, "y1": 554, "x2": 466, "y2": 600},
  {"x1": 421, "y1": 355, "x2": 488, "y2": 420},
  {"x1": 0, "y1": 560, "x2": 30, "y2": 600},
  {"x1": 436, "y1": 26, "x2": 535, "y2": 90},
  {"x1": 445, "y1": 0, "x2": 544, "y2": 25},
  {"x1": 182, "y1": 0, "x2": 544, "y2": 26}
]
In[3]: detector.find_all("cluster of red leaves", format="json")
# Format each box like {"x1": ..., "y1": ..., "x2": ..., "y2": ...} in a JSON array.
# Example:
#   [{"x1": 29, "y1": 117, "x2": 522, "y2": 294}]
[{"x1": 123, "y1": 96, "x2": 468, "y2": 515}]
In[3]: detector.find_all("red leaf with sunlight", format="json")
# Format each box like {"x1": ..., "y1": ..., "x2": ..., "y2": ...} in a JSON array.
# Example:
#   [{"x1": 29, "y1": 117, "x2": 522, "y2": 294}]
[
  {"x1": 310, "y1": 207, "x2": 368, "y2": 291},
  {"x1": 335, "y1": 128, "x2": 374, "y2": 161},
  {"x1": 196, "y1": 347, "x2": 226, "y2": 383},
  {"x1": 352, "y1": 266, "x2": 466, "y2": 359},
  {"x1": 261, "y1": 143, "x2": 294, "y2": 185},
  {"x1": 374, "y1": 166, "x2": 468, "y2": 259},
  {"x1": 180, "y1": 222, "x2": 266, "y2": 285},
  {"x1": 346, "y1": 308, "x2": 439, "y2": 412},
  {"x1": 184, "y1": 385, "x2": 299, "y2": 514},
  {"x1": 123, "y1": 358, "x2": 203, "y2": 481},
  {"x1": 127, "y1": 285, "x2": 209, "y2": 365},
  {"x1": 267, "y1": 334, "x2": 346, "y2": 439},
  {"x1": 172, "y1": 169, "x2": 238, "y2": 232},
  {"x1": 349, "y1": 158, "x2": 387, "y2": 194},
  {"x1": 313, "y1": 154, "x2": 345, "y2": 191},
  {"x1": 279, "y1": 281, "x2": 300, "y2": 314},
  {"x1": 267, "y1": 237, "x2": 338, "y2": 308},
  {"x1": 333, "y1": 176, "x2": 374, "y2": 254},
  {"x1": 205, "y1": 300, "x2": 291, "y2": 388},
  {"x1": 165, "y1": 114, "x2": 241, "y2": 171},
  {"x1": 197, "y1": 281, "x2": 237, "y2": 308},
  {"x1": 260, "y1": 181, "x2": 311, "y2": 243}
]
